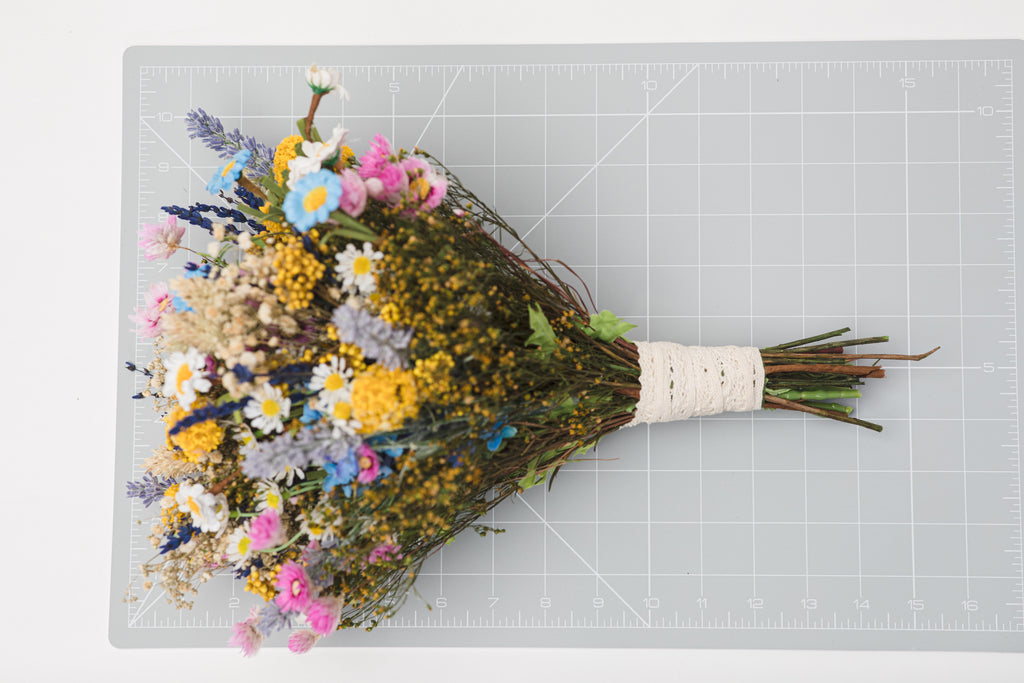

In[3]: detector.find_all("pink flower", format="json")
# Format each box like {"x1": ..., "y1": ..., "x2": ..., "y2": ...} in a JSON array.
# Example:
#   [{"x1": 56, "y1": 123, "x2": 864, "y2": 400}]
[
  {"x1": 356, "y1": 444, "x2": 381, "y2": 484},
  {"x1": 229, "y1": 607, "x2": 264, "y2": 657},
  {"x1": 287, "y1": 629, "x2": 320, "y2": 654},
  {"x1": 367, "y1": 543, "x2": 404, "y2": 565},
  {"x1": 364, "y1": 163, "x2": 408, "y2": 204},
  {"x1": 401, "y1": 157, "x2": 448, "y2": 211},
  {"x1": 274, "y1": 561, "x2": 313, "y2": 612},
  {"x1": 305, "y1": 596, "x2": 343, "y2": 636},
  {"x1": 138, "y1": 215, "x2": 186, "y2": 261},
  {"x1": 358, "y1": 134, "x2": 394, "y2": 179},
  {"x1": 248, "y1": 508, "x2": 286, "y2": 551},
  {"x1": 337, "y1": 169, "x2": 367, "y2": 218},
  {"x1": 130, "y1": 281, "x2": 175, "y2": 338}
]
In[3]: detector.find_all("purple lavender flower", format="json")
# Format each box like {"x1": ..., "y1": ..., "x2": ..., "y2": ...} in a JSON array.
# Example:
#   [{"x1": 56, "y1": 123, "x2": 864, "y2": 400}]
[
  {"x1": 125, "y1": 472, "x2": 176, "y2": 507},
  {"x1": 240, "y1": 424, "x2": 360, "y2": 480},
  {"x1": 185, "y1": 108, "x2": 274, "y2": 180},
  {"x1": 331, "y1": 305, "x2": 413, "y2": 370},
  {"x1": 254, "y1": 602, "x2": 300, "y2": 638}
]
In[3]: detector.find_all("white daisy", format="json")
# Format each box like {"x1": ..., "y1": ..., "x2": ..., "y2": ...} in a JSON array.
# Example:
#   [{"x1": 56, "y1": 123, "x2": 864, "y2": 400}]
[
  {"x1": 305, "y1": 63, "x2": 339, "y2": 94},
  {"x1": 243, "y1": 383, "x2": 291, "y2": 434},
  {"x1": 333, "y1": 242, "x2": 383, "y2": 295},
  {"x1": 162, "y1": 347, "x2": 212, "y2": 410},
  {"x1": 224, "y1": 523, "x2": 252, "y2": 566},
  {"x1": 274, "y1": 465, "x2": 305, "y2": 487},
  {"x1": 175, "y1": 482, "x2": 229, "y2": 535},
  {"x1": 255, "y1": 480, "x2": 284, "y2": 513},
  {"x1": 286, "y1": 125, "x2": 348, "y2": 190},
  {"x1": 322, "y1": 389, "x2": 361, "y2": 438},
  {"x1": 308, "y1": 356, "x2": 352, "y2": 397},
  {"x1": 299, "y1": 509, "x2": 337, "y2": 546}
]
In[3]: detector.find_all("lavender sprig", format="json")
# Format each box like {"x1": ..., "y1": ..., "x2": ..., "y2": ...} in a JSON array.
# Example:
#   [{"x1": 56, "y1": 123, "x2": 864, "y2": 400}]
[
  {"x1": 185, "y1": 108, "x2": 275, "y2": 179},
  {"x1": 241, "y1": 424, "x2": 359, "y2": 480},
  {"x1": 255, "y1": 602, "x2": 300, "y2": 637},
  {"x1": 125, "y1": 472, "x2": 177, "y2": 507},
  {"x1": 331, "y1": 305, "x2": 413, "y2": 370}
]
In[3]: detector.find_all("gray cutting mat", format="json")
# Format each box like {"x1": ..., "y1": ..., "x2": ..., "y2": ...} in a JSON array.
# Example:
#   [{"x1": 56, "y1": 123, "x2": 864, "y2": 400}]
[{"x1": 112, "y1": 42, "x2": 1024, "y2": 650}]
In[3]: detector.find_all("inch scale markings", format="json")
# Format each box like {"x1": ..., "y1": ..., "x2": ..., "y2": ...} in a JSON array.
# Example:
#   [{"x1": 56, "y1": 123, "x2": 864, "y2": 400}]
[{"x1": 121, "y1": 54, "x2": 1021, "y2": 646}]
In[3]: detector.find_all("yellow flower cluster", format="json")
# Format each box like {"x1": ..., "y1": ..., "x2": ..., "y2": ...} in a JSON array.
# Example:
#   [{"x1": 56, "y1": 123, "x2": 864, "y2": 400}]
[
  {"x1": 165, "y1": 402, "x2": 224, "y2": 462},
  {"x1": 160, "y1": 483, "x2": 186, "y2": 529},
  {"x1": 413, "y1": 350, "x2": 455, "y2": 402},
  {"x1": 244, "y1": 565, "x2": 279, "y2": 602},
  {"x1": 351, "y1": 365, "x2": 418, "y2": 433},
  {"x1": 273, "y1": 134, "x2": 304, "y2": 186},
  {"x1": 271, "y1": 233, "x2": 326, "y2": 310}
]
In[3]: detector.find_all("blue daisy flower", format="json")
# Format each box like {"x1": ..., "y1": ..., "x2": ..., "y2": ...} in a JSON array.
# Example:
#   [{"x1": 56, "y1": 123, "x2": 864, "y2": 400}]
[
  {"x1": 283, "y1": 170, "x2": 343, "y2": 232},
  {"x1": 486, "y1": 422, "x2": 518, "y2": 452},
  {"x1": 322, "y1": 448, "x2": 359, "y2": 494},
  {"x1": 206, "y1": 149, "x2": 251, "y2": 195}
]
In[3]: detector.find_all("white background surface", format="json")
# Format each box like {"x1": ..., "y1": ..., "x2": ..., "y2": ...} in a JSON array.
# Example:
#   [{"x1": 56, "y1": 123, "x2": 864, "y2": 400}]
[{"x1": 3, "y1": 0, "x2": 1023, "y2": 680}]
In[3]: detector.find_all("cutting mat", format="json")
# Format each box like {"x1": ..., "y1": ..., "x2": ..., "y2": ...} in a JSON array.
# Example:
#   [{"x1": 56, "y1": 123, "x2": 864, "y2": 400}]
[{"x1": 112, "y1": 41, "x2": 1024, "y2": 650}]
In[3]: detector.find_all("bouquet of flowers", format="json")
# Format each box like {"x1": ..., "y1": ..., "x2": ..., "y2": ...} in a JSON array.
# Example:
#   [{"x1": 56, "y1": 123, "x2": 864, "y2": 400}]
[{"x1": 123, "y1": 65, "x2": 936, "y2": 655}]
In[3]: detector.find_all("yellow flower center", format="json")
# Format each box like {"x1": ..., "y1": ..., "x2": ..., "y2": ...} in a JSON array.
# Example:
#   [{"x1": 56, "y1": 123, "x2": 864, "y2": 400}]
[
  {"x1": 410, "y1": 176, "x2": 430, "y2": 200},
  {"x1": 324, "y1": 373, "x2": 345, "y2": 392},
  {"x1": 262, "y1": 399, "x2": 281, "y2": 417},
  {"x1": 266, "y1": 492, "x2": 280, "y2": 509},
  {"x1": 238, "y1": 536, "x2": 250, "y2": 555},
  {"x1": 359, "y1": 456, "x2": 372, "y2": 469},
  {"x1": 175, "y1": 364, "x2": 193, "y2": 394},
  {"x1": 303, "y1": 186, "x2": 328, "y2": 212},
  {"x1": 157, "y1": 297, "x2": 172, "y2": 312},
  {"x1": 352, "y1": 255, "x2": 372, "y2": 276},
  {"x1": 291, "y1": 579, "x2": 303, "y2": 597},
  {"x1": 332, "y1": 401, "x2": 352, "y2": 420},
  {"x1": 221, "y1": 160, "x2": 236, "y2": 177},
  {"x1": 187, "y1": 497, "x2": 200, "y2": 516}
]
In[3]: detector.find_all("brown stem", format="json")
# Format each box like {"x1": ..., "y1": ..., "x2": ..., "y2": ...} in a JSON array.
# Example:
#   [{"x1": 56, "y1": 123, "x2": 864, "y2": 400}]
[
  {"x1": 762, "y1": 347, "x2": 940, "y2": 363},
  {"x1": 236, "y1": 175, "x2": 267, "y2": 202},
  {"x1": 304, "y1": 92, "x2": 325, "y2": 140},
  {"x1": 764, "y1": 364, "x2": 886, "y2": 378},
  {"x1": 763, "y1": 395, "x2": 883, "y2": 432},
  {"x1": 208, "y1": 469, "x2": 240, "y2": 495}
]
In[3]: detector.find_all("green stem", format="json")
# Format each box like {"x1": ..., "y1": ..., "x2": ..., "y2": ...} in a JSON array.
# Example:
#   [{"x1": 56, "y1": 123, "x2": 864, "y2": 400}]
[
  {"x1": 776, "y1": 389, "x2": 861, "y2": 401},
  {"x1": 802, "y1": 400, "x2": 854, "y2": 414},
  {"x1": 762, "y1": 328, "x2": 850, "y2": 352},
  {"x1": 266, "y1": 531, "x2": 305, "y2": 554}
]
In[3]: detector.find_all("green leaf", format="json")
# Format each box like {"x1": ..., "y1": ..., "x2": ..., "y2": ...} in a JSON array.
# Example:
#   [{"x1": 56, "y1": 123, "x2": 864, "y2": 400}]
[
  {"x1": 295, "y1": 118, "x2": 322, "y2": 142},
  {"x1": 525, "y1": 304, "x2": 557, "y2": 358},
  {"x1": 234, "y1": 202, "x2": 268, "y2": 219},
  {"x1": 548, "y1": 396, "x2": 576, "y2": 419},
  {"x1": 328, "y1": 211, "x2": 378, "y2": 241},
  {"x1": 586, "y1": 309, "x2": 637, "y2": 343}
]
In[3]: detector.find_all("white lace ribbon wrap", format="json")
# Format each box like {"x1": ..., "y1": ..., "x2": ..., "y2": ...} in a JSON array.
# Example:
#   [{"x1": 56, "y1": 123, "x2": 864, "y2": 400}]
[{"x1": 625, "y1": 342, "x2": 765, "y2": 427}]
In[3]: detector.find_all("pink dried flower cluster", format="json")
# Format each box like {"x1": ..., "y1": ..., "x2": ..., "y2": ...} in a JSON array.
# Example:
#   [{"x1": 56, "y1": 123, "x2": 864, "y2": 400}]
[{"x1": 138, "y1": 215, "x2": 185, "y2": 261}]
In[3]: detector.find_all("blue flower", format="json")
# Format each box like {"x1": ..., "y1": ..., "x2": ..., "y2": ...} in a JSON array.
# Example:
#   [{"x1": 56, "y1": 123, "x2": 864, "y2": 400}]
[
  {"x1": 206, "y1": 149, "x2": 251, "y2": 195},
  {"x1": 322, "y1": 448, "x2": 359, "y2": 494},
  {"x1": 283, "y1": 170, "x2": 343, "y2": 232},
  {"x1": 486, "y1": 423, "x2": 518, "y2": 452},
  {"x1": 300, "y1": 403, "x2": 322, "y2": 424}
]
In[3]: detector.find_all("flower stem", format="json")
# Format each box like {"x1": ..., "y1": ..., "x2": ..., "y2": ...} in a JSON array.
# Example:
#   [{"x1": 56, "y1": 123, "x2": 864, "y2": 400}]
[{"x1": 304, "y1": 92, "x2": 324, "y2": 140}]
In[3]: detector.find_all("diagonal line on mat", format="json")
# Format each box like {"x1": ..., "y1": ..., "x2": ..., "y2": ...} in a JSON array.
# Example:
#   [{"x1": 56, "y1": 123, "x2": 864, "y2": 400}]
[
  {"x1": 516, "y1": 496, "x2": 650, "y2": 627},
  {"x1": 140, "y1": 118, "x2": 207, "y2": 184},
  {"x1": 520, "y1": 65, "x2": 698, "y2": 241},
  {"x1": 127, "y1": 584, "x2": 166, "y2": 627},
  {"x1": 414, "y1": 66, "x2": 465, "y2": 150}
]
